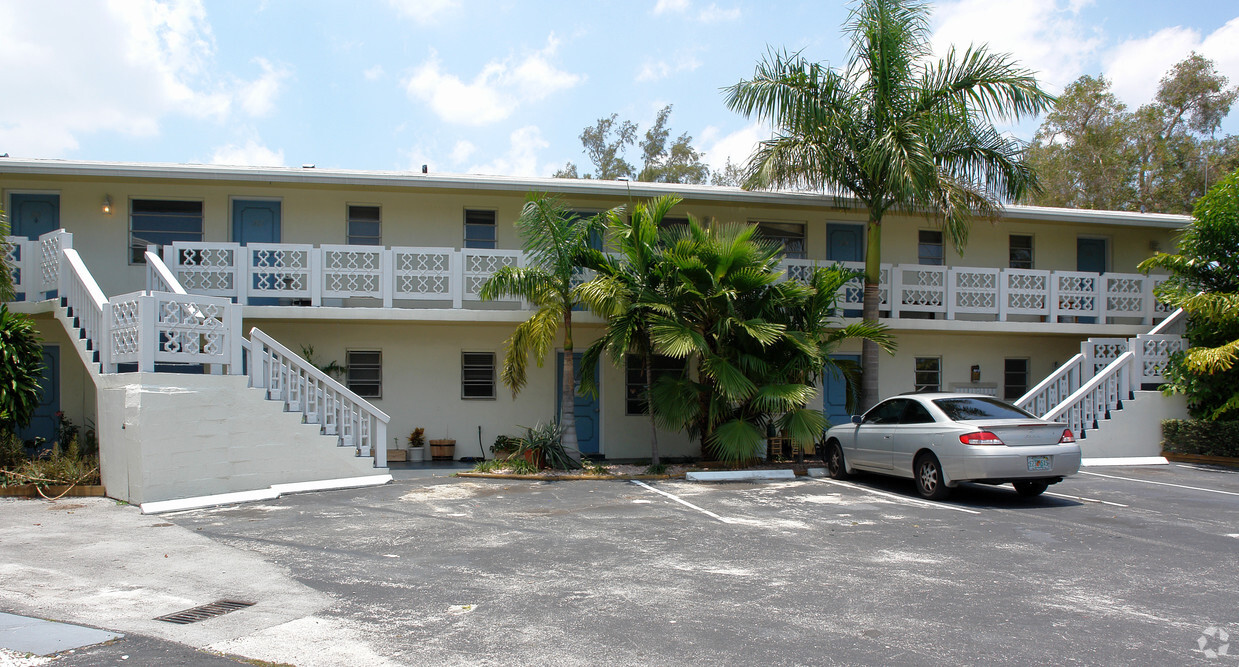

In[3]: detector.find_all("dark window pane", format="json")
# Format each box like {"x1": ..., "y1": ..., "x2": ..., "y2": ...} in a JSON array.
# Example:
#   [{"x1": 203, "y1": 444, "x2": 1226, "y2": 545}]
[
  {"x1": 462, "y1": 352, "x2": 495, "y2": 399},
  {"x1": 932, "y1": 397, "x2": 1034, "y2": 421},
  {"x1": 754, "y1": 221, "x2": 806, "y2": 259},
  {"x1": 1004, "y1": 358, "x2": 1029, "y2": 400},
  {"x1": 130, "y1": 200, "x2": 203, "y2": 263},
  {"x1": 918, "y1": 230, "x2": 944, "y2": 266},
  {"x1": 346, "y1": 350, "x2": 382, "y2": 398},
  {"x1": 625, "y1": 354, "x2": 686, "y2": 415},
  {"x1": 1009, "y1": 235, "x2": 1033, "y2": 269}
]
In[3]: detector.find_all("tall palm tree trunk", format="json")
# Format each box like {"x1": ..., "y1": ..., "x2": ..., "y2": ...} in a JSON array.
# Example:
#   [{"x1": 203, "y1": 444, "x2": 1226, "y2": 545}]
[
  {"x1": 642, "y1": 345, "x2": 660, "y2": 466},
  {"x1": 560, "y1": 309, "x2": 582, "y2": 462},
  {"x1": 861, "y1": 216, "x2": 883, "y2": 411}
]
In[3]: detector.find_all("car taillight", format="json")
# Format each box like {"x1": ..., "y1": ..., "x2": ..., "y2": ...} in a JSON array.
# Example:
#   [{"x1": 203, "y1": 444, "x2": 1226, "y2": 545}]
[
  {"x1": 959, "y1": 431, "x2": 1004, "y2": 446},
  {"x1": 1059, "y1": 429, "x2": 1075, "y2": 443}
]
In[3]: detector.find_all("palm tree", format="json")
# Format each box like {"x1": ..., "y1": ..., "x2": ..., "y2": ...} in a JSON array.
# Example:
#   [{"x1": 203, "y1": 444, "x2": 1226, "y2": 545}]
[
  {"x1": 641, "y1": 216, "x2": 891, "y2": 462},
  {"x1": 479, "y1": 193, "x2": 602, "y2": 463},
  {"x1": 724, "y1": 0, "x2": 1054, "y2": 409},
  {"x1": 576, "y1": 195, "x2": 681, "y2": 467}
]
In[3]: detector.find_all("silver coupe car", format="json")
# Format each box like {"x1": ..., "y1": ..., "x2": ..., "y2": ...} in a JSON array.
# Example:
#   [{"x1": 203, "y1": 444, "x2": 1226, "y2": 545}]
[{"x1": 821, "y1": 393, "x2": 1082, "y2": 500}]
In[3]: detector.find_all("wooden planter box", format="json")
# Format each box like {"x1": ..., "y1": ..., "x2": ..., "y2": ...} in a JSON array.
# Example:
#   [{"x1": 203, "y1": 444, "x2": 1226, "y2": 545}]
[
  {"x1": 0, "y1": 484, "x2": 106, "y2": 498},
  {"x1": 387, "y1": 449, "x2": 408, "y2": 462},
  {"x1": 429, "y1": 439, "x2": 456, "y2": 461},
  {"x1": 493, "y1": 449, "x2": 516, "y2": 462}
]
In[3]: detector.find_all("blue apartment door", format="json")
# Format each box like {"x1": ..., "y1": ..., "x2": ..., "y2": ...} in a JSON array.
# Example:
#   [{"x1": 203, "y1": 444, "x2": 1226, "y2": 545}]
[
  {"x1": 556, "y1": 352, "x2": 600, "y2": 455},
  {"x1": 828, "y1": 223, "x2": 864, "y2": 316},
  {"x1": 1077, "y1": 238, "x2": 1107, "y2": 323},
  {"x1": 827, "y1": 223, "x2": 864, "y2": 262},
  {"x1": 10, "y1": 194, "x2": 59, "y2": 239},
  {"x1": 234, "y1": 200, "x2": 282, "y2": 304},
  {"x1": 823, "y1": 354, "x2": 860, "y2": 429},
  {"x1": 233, "y1": 199, "x2": 281, "y2": 245},
  {"x1": 17, "y1": 346, "x2": 59, "y2": 453}
]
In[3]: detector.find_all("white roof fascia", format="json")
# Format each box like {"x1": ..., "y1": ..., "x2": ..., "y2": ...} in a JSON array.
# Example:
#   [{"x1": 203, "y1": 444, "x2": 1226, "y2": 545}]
[{"x1": 0, "y1": 158, "x2": 1192, "y2": 229}]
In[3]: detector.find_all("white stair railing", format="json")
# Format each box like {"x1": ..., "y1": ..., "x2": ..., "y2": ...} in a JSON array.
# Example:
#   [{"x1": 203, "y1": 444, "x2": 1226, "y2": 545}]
[
  {"x1": 1043, "y1": 351, "x2": 1135, "y2": 438},
  {"x1": 247, "y1": 327, "x2": 390, "y2": 467},
  {"x1": 1016, "y1": 353, "x2": 1086, "y2": 416},
  {"x1": 59, "y1": 248, "x2": 109, "y2": 368},
  {"x1": 145, "y1": 246, "x2": 189, "y2": 295}
]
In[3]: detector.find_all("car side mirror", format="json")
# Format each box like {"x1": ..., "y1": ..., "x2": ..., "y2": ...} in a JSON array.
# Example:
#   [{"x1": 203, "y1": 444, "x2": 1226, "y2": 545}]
[{"x1": 851, "y1": 415, "x2": 863, "y2": 425}]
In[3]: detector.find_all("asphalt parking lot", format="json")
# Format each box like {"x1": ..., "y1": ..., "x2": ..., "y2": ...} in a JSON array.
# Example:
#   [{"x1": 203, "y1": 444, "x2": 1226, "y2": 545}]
[{"x1": 3, "y1": 463, "x2": 1237, "y2": 665}]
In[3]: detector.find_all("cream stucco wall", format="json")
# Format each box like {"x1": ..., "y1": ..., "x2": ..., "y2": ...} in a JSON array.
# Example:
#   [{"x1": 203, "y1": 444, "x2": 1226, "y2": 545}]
[{"x1": 249, "y1": 318, "x2": 695, "y2": 461}]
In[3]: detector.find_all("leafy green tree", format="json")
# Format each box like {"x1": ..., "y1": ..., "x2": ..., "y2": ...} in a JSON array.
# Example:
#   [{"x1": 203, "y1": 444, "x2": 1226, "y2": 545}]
[
  {"x1": 1139, "y1": 168, "x2": 1239, "y2": 419},
  {"x1": 1026, "y1": 76, "x2": 1136, "y2": 210},
  {"x1": 1028, "y1": 54, "x2": 1238, "y2": 214},
  {"x1": 479, "y1": 193, "x2": 604, "y2": 464},
  {"x1": 725, "y1": 0, "x2": 1052, "y2": 409},
  {"x1": 710, "y1": 158, "x2": 745, "y2": 187},
  {"x1": 0, "y1": 305, "x2": 43, "y2": 431},
  {"x1": 555, "y1": 105, "x2": 712, "y2": 184}
]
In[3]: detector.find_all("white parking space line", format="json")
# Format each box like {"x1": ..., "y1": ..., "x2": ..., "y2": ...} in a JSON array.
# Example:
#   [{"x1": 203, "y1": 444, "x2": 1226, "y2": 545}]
[
  {"x1": 810, "y1": 478, "x2": 982, "y2": 514},
  {"x1": 1228, "y1": 534, "x2": 1239, "y2": 539},
  {"x1": 630, "y1": 480, "x2": 732, "y2": 524},
  {"x1": 1081, "y1": 471, "x2": 1239, "y2": 497},
  {"x1": 1045, "y1": 491, "x2": 1129, "y2": 507}
]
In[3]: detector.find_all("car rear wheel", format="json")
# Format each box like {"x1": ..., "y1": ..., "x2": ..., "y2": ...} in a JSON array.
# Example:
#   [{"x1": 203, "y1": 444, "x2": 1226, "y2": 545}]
[
  {"x1": 914, "y1": 453, "x2": 952, "y2": 500},
  {"x1": 825, "y1": 441, "x2": 849, "y2": 480},
  {"x1": 1013, "y1": 480, "x2": 1049, "y2": 497}
]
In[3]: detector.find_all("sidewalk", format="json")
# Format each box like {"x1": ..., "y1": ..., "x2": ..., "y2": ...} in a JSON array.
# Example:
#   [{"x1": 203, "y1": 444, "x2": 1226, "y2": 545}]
[{"x1": 0, "y1": 497, "x2": 398, "y2": 666}]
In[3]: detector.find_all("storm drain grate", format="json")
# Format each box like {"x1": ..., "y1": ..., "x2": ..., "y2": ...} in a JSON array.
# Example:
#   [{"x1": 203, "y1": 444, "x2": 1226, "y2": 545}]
[{"x1": 155, "y1": 599, "x2": 255, "y2": 625}]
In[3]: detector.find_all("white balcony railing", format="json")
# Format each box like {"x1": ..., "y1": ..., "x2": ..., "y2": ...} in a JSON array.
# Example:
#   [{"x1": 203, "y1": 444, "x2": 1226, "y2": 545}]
[
  {"x1": 5, "y1": 230, "x2": 73, "y2": 302},
  {"x1": 166, "y1": 242, "x2": 1174, "y2": 326}
]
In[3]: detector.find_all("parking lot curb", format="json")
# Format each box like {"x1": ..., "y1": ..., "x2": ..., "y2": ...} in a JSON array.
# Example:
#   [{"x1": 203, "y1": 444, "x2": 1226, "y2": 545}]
[
  {"x1": 1081, "y1": 456, "x2": 1169, "y2": 467},
  {"x1": 686, "y1": 469, "x2": 797, "y2": 482},
  {"x1": 455, "y1": 472, "x2": 685, "y2": 481}
]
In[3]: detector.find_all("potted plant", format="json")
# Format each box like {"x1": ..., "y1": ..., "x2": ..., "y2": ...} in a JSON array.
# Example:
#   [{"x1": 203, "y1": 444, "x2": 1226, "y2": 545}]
[
  {"x1": 490, "y1": 435, "x2": 519, "y2": 461},
  {"x1": 513, "y1": 420, "x2": 578, "y2": 470},
  {"x1": 429, "y1": 434, "x2": 455, "y2": 461},
  {"x1": 407, "y1": 428, "x2": 426, "y2": 463}
]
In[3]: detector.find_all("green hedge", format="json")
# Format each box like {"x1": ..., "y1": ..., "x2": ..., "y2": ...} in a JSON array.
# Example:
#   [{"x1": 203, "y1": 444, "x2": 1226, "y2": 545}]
[{"x1": 1162, "y1": 420, "x2": 1239, "y2": 457}]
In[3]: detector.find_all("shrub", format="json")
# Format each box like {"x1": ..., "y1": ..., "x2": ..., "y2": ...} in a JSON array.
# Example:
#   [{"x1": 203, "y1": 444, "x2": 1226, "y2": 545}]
[
  {"x1": 0, "y1": 436, "x2": 100, "y2": 488},
  {"x1": 515, "y1": 420, "x2": 580, "y2": 471},
  {"x1": 0, "y1": 305, "x2": 43, "y2": 430},
  {"x1": 1162, "y1": 419, "x2": 1239, "y2": 457}
]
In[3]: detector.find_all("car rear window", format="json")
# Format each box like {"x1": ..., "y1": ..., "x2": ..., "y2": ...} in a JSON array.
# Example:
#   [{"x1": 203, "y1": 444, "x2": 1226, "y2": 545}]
[{"x1": 932, "y1": 397, "x2": 1035, "y2": 421}]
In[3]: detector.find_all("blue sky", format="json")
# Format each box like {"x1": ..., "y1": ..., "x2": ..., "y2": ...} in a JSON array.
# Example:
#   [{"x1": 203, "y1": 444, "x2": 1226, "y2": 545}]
[{"x1": 1, "y1": 0, "x2": 1237, "y2": 178}]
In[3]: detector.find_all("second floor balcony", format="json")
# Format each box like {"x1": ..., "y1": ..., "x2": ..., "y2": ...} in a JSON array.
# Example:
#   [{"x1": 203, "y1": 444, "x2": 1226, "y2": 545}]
[{"x1": 6, "y1": 234, "x2": 1175, "y2": 327}]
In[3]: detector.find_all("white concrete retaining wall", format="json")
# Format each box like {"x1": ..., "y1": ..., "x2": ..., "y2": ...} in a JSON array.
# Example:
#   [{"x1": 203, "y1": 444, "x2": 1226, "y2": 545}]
[
  {"x1": 1077, "y1": 390, "x2": 1188, "y2": 459},
  {"x1": 96, "y1": 373, "x2": 381, "y2": 505}
]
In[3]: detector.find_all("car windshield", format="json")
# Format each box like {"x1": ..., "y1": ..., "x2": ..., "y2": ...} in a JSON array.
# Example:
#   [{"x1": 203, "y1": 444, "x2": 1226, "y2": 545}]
[{"x1": 932, "y1": 397, "x2": 1036, "y2": 421}]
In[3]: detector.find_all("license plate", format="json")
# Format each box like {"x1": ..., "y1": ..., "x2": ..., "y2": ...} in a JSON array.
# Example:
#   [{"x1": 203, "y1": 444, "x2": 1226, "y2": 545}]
[{"x1": 1027, "y1": 455, "x2": 1052, "y2": 471}]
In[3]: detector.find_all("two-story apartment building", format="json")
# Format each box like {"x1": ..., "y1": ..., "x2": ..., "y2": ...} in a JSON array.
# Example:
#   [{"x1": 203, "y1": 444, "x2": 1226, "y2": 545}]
[{"x1": 1, "y1": 159, "x2": 1189, "y2": 509}]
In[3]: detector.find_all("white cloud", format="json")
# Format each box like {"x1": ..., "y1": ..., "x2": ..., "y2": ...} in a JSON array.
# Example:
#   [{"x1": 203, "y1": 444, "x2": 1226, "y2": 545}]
[
  {"x1": 466, "y1": 126, "x2": 550, "y2": 177},
  {"x1": 1104, "y1": 18, "x2": 1239, "y2": 109},
  {"x1": 386, "y1": 0, "x2": 459, "y2": 24},
  {"x1": 0, "y1": 0, "x2": 289, "y2": 157},
  {"x1": 932, "y1": 0, "x2": 1101, "y2": 93},
  {"x1": 699, "y1": 122, "x2": 764, "y2": 172},
  {"x1": 450, "y1": 140, "x2": 476, "y2": 164},
  {"x1": 697, "y1": 4, "x2": 740, "y2": 22},
  {"x1": 405, "y1": 35, "x2": 584, "y2": 126},
  {"x1": 238, "y1": 58, "x2": 290, "y2": 117},
  {"x1": 652, "y1": 0, "x2": 690, "y2": 15},
  {"x1": 210, "y1": 139, "x2": 285, "y2": 166},
  {"x1": 363, "y1": 65, "x2": 385, "y2": 81},
  {"x1": 636, "y1": 53, "x2": 702, "y2": 83}
]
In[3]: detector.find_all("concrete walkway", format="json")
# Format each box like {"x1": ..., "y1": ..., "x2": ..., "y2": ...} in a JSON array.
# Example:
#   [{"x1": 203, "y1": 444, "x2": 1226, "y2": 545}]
[{"x1": 0, "y1": 496, "x2": 397, "y2": 665}]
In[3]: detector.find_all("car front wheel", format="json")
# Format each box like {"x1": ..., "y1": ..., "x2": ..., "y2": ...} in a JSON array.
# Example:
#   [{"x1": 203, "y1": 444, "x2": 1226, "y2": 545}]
[
  {"x1": 825, "y1": 441, "x2": 849, "y2": 480},
  {"x1": 1013, "y1": 481, "x2": 1049, "y2": 497},
  {"x1": 914, "y1": 453, "x2": 952, "y2": 500}
]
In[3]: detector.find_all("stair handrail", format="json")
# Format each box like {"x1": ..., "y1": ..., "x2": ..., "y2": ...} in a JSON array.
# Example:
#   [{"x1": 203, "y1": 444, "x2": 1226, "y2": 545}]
[
  {"x1": 247, "y1": 327, "x2": 389, "y2": 467},
  {"x1": 59, "y1": 248, "x2": 109, "y2": 365},
  {"x1": 1015, "y1": 353, "x2": 1084, "y2": 415},
  {"x1": 1042, "y1": 350, "x2": 1135, "y2": 436},
  {"x1": 145, "y1": 247, "x2": 189, "y2": 295},
  {"x1": 1148, "y1": 307, "x2": 1186, "y2": 336}
]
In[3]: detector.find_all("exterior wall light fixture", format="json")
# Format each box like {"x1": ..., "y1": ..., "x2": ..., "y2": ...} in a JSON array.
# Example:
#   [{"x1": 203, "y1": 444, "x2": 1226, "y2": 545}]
[{"x1": 102, "y1": 195, "x2": 112, "y2": 215}]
